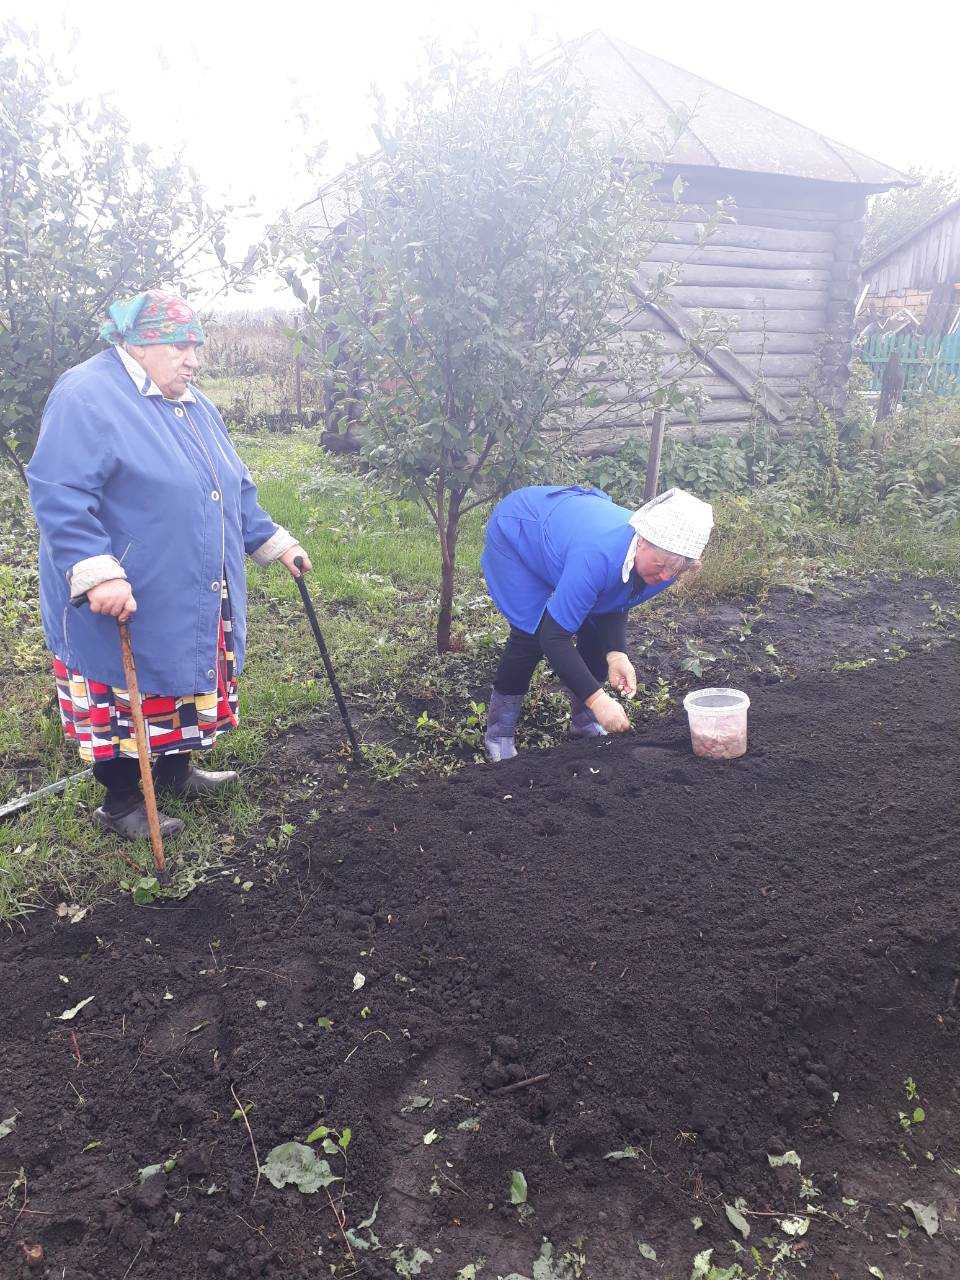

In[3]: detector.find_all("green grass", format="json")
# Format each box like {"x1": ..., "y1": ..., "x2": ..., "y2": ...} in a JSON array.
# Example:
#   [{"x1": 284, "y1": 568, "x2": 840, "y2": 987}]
[{"x1": 1, "y1": 423, "x2": 958, "y2": 920}]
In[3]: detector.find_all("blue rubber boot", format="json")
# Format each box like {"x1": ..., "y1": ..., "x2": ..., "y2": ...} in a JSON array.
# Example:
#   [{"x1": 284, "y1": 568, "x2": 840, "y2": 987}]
[
  {"x1": 566, "y1": 689, "x2": 607, "y2": 738},
  {"x1": 484, "y1": 689, "x2": 523, "y2": 762}
]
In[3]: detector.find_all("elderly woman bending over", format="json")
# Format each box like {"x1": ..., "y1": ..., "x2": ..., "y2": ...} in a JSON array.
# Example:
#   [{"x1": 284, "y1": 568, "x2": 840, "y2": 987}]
[
  {"x1": 27, "y1": 290, "x2": 312, "y2": 838},
  {"x1": 481, "y1": 485, "x2": 712, "y2": 761}
]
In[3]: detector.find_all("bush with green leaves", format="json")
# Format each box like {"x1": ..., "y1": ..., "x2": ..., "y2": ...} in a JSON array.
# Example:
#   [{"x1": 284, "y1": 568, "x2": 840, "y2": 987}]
[
  {"x1": 277, "y1": 46, "x2": 727, "y2": 650},
  {"x1": 583, "y1": 388, "x2": 960, "y2": 537},
  {"x1": 0, "y1": 21, "x2": 252, "y2": 473}
]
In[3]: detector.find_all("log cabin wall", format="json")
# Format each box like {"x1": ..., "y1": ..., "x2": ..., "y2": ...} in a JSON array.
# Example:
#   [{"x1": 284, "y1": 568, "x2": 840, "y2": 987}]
[{"x1": 582, "y1": 169, "x2": 868, "y2": 452}]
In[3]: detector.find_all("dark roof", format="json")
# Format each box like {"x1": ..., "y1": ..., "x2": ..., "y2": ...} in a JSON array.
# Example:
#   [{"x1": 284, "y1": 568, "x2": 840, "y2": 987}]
[
  {"x1": 551, "y1": 31, "x2": 911, "y2": 189},
  {"x1": 863, "y1": 196, "x2": 960, "y2": 273}
]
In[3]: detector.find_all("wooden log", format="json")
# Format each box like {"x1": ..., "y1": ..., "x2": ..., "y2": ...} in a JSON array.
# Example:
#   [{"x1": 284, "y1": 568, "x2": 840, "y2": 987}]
[
  {"x1": 619, "y1": 306, "x2": 828, "y2": 334},
  {"x1": 667, "y1": 285, "x2": 827, "y2": 311},
  {"x1": 661, "y1": 205, "x2": 842, "y2": 231},
  {"x1": 650, "y1": 220, "x2": 836, "y2": 254},
  {"x1": 581, "y1": 377, "x2": 804, "y2": 404},
  {"x1": 619, "y1": 326, "x2": 821, "y2": 355},
  {"x1": 664, "y1": 264, "x2": 832, "y2": 291},
  {"x1": 644, "y1": 241, "x2": 835, "y2": 271}
]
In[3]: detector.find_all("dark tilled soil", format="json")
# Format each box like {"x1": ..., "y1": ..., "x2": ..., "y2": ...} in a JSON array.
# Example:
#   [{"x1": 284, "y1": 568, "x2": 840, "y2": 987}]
[{"x1": 2, "y1": 646, "x2": 959, "y2": 1279}]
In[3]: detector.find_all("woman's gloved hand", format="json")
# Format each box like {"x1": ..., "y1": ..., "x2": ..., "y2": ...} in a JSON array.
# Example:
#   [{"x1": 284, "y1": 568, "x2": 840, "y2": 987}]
[
  {"x1": 585, "y1": 689, "x2": 631, "y2": 733},
  {"x1": 606, "y1": 651, "x2": 637, "y2": 697},
  {"x1": 87, "y1": 578, "x2": 137, "y2": 623}
]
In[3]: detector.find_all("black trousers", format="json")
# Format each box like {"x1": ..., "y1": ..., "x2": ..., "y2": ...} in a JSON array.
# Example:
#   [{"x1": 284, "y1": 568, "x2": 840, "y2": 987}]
[
  {"x1": 493, "y1": 618, "x2": 609, "y2": 697},
  {"x1": 93, "y1": 753, "x2": 191, "y2": 813}
]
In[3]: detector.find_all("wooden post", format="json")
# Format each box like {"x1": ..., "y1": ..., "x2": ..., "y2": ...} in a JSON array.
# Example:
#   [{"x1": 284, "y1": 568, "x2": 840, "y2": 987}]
[
  {"x1": 643, "y1": 411, "x2": 666, "y2": 502},
  {"x1": 294, "y1": 351, "x2": 303, "y2": 419}
]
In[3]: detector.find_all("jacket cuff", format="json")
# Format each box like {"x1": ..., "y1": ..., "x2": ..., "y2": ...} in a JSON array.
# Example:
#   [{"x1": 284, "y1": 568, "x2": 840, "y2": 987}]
[
  {"x1": 69, "y1": 555, "x2": 128, "y2": 600},
  {"x1": 249, "y1": 526, "x2": 298, "y2": 567}
]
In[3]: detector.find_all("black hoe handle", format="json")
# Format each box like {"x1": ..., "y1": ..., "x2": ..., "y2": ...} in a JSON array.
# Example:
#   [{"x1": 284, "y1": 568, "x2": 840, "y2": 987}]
[{"x1": 293, "y1": 556, "x2": 364, "y2": 764}]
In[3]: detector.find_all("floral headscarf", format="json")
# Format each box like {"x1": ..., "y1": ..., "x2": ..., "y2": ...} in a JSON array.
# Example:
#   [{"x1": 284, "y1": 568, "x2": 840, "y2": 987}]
[{"x1": 100, "y1": 289, "x2": 205, "y2": 346}]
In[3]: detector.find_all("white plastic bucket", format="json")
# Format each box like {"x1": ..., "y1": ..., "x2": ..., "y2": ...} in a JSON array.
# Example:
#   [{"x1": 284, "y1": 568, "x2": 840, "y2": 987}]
[{"x1": 683, "y1": 687, "x2": 751, "y2": 760}]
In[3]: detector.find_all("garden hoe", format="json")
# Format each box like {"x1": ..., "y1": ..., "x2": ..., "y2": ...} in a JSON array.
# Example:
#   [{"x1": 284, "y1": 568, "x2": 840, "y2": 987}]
[{"x1": 292, "y1": 556, "x2": 364, "y2": 767}]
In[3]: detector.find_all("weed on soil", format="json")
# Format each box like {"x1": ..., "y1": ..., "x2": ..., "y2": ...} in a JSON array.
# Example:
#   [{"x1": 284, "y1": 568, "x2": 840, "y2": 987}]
[{"x1": 1, "y1": 646, "x2": 958, "y2": 1278}]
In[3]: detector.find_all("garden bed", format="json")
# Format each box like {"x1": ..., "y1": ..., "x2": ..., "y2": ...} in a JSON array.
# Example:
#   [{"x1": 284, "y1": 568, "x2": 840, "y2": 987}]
[{"x1": 1, "y1": 646, "x2": 959, "y2": 1279}]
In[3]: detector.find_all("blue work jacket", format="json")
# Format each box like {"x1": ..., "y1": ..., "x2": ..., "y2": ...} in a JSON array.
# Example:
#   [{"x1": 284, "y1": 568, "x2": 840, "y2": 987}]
[
  {"x1": 482, "y1": 485, "x2": 672, "y2": 634},
  {"x1": 27, "y1": 349, "x2": 279, "y2": 693}
]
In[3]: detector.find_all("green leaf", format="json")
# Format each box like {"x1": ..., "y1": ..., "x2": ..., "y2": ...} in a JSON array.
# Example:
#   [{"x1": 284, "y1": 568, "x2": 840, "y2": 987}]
[
  {"x1": 867, "y1": 1268, "x2": 884, "y2": 1279},
  {"x1": 779, "y1": 1215, "x2": 810, "y2": 1236},
  {"x1": 724, "y1": 1201, "x2": 751, "y2": 1238},
  {"x1": 339, "y1": 1127, "x2": 352, "y2": 1150},
  {"x1": 767, "y1": 1149, "x2": 802, "y2": 1168},
  {"x1": 58, "y1": 995, "x2": 95, "y2": 1021},
  {"x1": 455, "y1": 1262, "x2": 485, "y2": 1280},
  {"x1": 401, "y1": 1096, "x2": 433, "y2": 1113},
  {"x1": 316, "y1": 1017, "x2": 334, "y2": 1030},
  {"x1": 305, "y1": 1124, "x2": 329, "y2": 1144},
  {"x1": 260, "y1": 1142, "x2": 340, "y2": 1193},
  {"x1": 390, "y1": 1244, "x2": 433, "y2": 1276},
  {"x1": 691, "y1": 1249, "x2": 714, "y2": 1277},
  {"x1": 903, "y1": 1199, "x2": 939, "y2": 1235},
  {"x1": 138, "y1": 1162, "x2": 164, "y2": 1183},
  {"x1": 912, "y1": 1107, "x2": 925, "y2": 1124},
  {"x1": 638, "y1": 1242, "x2": 657, "y2": 1259},
  {"x1": 509, "y1": 1169, "x2": 528, "y2": 1204}
]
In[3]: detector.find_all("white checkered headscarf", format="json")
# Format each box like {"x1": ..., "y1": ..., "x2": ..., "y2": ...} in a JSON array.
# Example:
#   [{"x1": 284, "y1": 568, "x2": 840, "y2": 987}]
[{"x1": 628, "y1": 488, "x2": 714, "y2": 560}]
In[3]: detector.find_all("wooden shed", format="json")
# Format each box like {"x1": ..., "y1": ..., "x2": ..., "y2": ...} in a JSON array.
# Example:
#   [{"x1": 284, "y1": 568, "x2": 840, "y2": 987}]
[
  {"x1": 557, "y1": 32, "x2": 910, "y2": 446},
  {"x1": 860, "y1": 198, "x2": 960, "y2": 337}
]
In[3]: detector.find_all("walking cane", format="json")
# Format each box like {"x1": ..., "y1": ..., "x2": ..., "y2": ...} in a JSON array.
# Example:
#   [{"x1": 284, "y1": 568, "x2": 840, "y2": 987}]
[
  {"x1": 116, "y1": 621, "x2": 168, "y2": 880},
  {"x1": 292, "y1": 557, "x2": 364, "y2": 766},
  {"x1": 72, "y1": 596, "x2": 168, "y2": 879}
]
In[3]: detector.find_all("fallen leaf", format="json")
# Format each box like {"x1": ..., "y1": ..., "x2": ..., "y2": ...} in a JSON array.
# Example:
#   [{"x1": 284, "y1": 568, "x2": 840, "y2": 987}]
[
  {"x1": 423, "y1": 1128, "x2": 439, "y2": 1145},
  {"x1": 779, "y1": 1215, "x2": 810, "y2": 1236},
  {"x1": 260, "y1": 1142, "x2": 340, "y2": 1193},
  {"x1": 638, "y1": 1242, "x2": 657, "y2": 1260},
  {"x1": 58, "y1": 996, "x2": 94, "y2": 1022},
  {"x1": 353, "y1": 972, "x2": 366, "y2": 992},
  {"x1": 604, "y1": 1145, "x2": 640, "y2": 1160},
  {"x1": 724, "y1": 1201, "x2": 751, "y2": 1239},
  {"x1": 0, "y1": 1114, "x2": 17, "y2": 1139},
  {"x1": 56, "y1": 903, "x2": 89, "y2": 924},
  {"x1": 903, "y1": 1199, "x2": 939, "y2": 1236},
  {"x1": 457, "y1": 1116, "x2": 480, "y2": 1131},
  {"x1": 768, "y1": 1150, "x2": 801, "y2": 1168},
  {"x1": 401, "y1": 1096, "x2": 433, "y2": 1113}
]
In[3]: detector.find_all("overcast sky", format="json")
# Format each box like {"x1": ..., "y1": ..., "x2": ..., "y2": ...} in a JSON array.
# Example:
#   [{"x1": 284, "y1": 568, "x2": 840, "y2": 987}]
[{"x1": 6, "y1": 0, "x2": 958, "y2": 307}]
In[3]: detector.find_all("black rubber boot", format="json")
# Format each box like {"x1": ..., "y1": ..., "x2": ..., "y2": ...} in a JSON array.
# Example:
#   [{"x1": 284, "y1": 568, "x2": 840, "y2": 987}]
[
  {"x1": 155, "y1": 753, "x2": 239, "y2": 798},
  {"x1": 484, "y1": 689, "x2": 523, "y2": 762},
  {"x1": 564, "y1": 688, "x2": 607, "y2": 738},
  {"x1": 93, "y1": 804, "x2": 185, "y2": 840}
]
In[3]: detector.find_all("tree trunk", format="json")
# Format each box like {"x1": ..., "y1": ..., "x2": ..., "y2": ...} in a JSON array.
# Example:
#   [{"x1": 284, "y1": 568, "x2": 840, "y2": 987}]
[{"x1": 435, "y1": 494, "x2": 462, "y2": 654}]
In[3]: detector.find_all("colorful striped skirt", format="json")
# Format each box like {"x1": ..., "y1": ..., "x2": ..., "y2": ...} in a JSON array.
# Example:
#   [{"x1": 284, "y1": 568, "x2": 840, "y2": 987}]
[{"x1": 53, "y1": 581, "x2": 239, "y2": 764}]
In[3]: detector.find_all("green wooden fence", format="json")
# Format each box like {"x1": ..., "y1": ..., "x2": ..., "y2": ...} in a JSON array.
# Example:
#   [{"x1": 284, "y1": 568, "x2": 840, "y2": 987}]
[{"x1": 860, "y1": 332, "x2": 960, "y2": 396}]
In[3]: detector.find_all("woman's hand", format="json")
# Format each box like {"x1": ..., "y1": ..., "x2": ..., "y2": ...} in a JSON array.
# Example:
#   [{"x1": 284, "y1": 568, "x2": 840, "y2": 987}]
[
  {"x1": 606, "y1": 651, "x2": 637, "y2": 697},
  {"x1": 279, "y1": 545, "x2": 312, "y2": 577},
  {"x1": 87, "y1": 578, "x2": 137, "y2": 623},
  {"x1": 585, "y1": 689, "x2": 631, "y2": 733}
]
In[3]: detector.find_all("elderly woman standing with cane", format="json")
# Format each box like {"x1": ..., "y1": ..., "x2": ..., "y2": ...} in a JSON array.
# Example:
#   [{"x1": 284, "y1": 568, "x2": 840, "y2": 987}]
[
  {"x1": 481, "y1": 484, "x2": 713, "y2": 761},
  {"x1": 26, "y1": 289, "x2": 312, "y2": 838}
]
